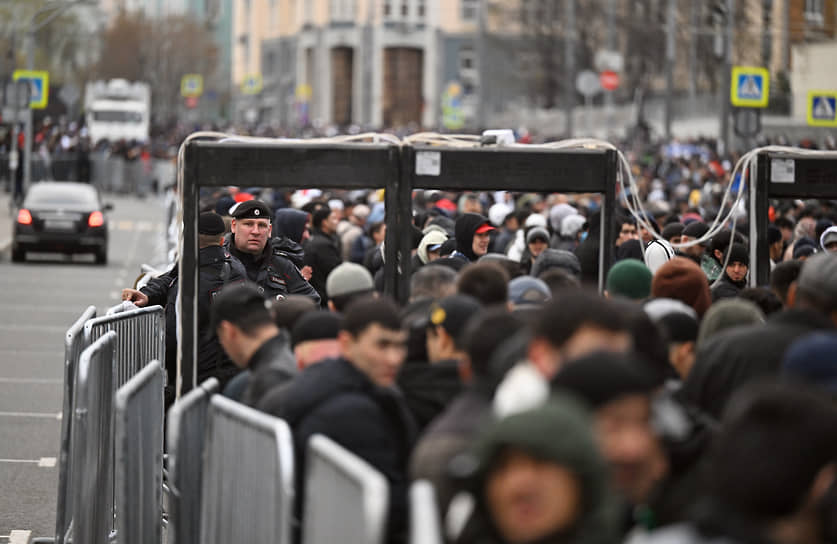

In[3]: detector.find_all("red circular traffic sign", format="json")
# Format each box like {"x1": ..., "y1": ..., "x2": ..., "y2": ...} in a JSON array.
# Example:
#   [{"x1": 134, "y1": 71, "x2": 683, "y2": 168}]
[{"x1": 600, "y1": 70, "x2": 620, "y2": 91}]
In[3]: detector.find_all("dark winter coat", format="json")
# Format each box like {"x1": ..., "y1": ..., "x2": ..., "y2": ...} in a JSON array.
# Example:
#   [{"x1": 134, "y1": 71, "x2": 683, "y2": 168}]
[
  {"x1": 240, "y1": 332, "x2": 297, "y2": 408},
  {"x1": 269, "y1": 358, "x2": 418, "y2": 543},
  {"x1": 710, "y1": 273, "x2": 746, "y2": 302},
  {"x1": 140, "y1": 245, "x2": 247, "y2": 394},
  {"x1": 303, "y1": 228, "x2": 343, "y2": 305},
  {"x1": 409, "y1": 388, "x2": 493, "y2": 513},
  {"x1": 680, "y1": 308, "x2": 835, "y2": 419},
  {"x1": 396, "y1": 359, "x2": 463, "y2": 432},
  {"x1": 227, "y1": 234, "x2": 320, "y2": 304},
  {"x1": 273, "y1": 208, "x2": 309, "y2": 244}
]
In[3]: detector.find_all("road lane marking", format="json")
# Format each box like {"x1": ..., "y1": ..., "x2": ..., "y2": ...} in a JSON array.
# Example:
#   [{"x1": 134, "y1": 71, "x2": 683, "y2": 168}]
[
  {"x1": 9, "y1": 531, "x2": 32, "y2": 544},
  {"x1": 137, "y1": 221, "x2": 153, "y2": 231},
  {"x1": 0, "y1": 411, "x2": 62, "y2": 420},
  {"x1": 0, "y1": 377, "x2": 62, "y2": 384},
  {"x1": 0, "y1": 458, "x2": 56, "y2": 468},
  {"x1": 117, "y1": 220, "x2": 133, "y2": 230}
]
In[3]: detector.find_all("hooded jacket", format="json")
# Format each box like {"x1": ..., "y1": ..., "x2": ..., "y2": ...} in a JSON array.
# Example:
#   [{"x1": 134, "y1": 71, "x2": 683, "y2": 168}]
[
  {"x1": 273, "y1": 208, "x2": 309, "y2": 245},
  {"x1": 454, "y1": 213, "x2": 490, "y2": 262},
  {"x1": 417, "y1": 230, "x2": 449, "y2": 266},
  {"x1": 455, "y1": 395, "x2": 620, "y2": 544},
  {"x1": 268, "y1": 357, "x2": 417, "y2": 542},
  {"x1": 303, "y1": 227, "x2": 343, "y2": 305}
]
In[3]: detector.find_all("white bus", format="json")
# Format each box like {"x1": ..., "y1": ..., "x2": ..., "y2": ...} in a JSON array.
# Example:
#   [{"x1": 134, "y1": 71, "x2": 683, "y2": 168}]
[{"x1": 84, "y1": 79, "x2": 150, "y2": 144}]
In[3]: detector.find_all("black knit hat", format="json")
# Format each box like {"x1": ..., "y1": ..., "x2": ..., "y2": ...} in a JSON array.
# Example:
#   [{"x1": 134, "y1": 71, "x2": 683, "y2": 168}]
[
  {"x1": 682, "y1": 221, "x2": 709, "y2": 241},
  {"x1": 291, "y1": 311, "x2": 341, "y2": 348},
  {"x1": 198, "y1": 212, "x2": 226, "y2": 235},
  {"x1": 725, "y1": 243, "x2": 749, "y2": 266}
]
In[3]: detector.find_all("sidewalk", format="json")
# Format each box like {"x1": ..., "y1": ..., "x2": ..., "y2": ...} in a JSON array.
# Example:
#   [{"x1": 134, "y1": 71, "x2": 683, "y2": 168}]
[{"x1": 0, "y1": 190, "x2": 13, "y2": 258}]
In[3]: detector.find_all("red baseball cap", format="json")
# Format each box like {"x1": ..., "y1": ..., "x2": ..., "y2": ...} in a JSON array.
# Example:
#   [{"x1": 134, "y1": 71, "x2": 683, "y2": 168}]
[{"x1": 475, "y1": 223, "x2": 495, "y2": 234}]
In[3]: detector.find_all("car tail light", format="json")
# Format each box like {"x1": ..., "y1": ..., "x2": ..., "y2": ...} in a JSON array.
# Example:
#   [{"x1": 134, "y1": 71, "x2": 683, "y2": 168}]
[
  {"x1": 88, "y1": 211, "x2": 104, "y2": 228},
  {"x1": 17, "y1": 209, "x2": 32, "y2": 225}
]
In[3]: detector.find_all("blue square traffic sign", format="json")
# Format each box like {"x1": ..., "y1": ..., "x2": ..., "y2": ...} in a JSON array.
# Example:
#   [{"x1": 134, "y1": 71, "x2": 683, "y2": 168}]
[
  {"x1": 807, "y1": 91, "x2": 837, "y2": 126},
  {"x1": 730, "y1": 66, "x2": 769, "y2": 108}
]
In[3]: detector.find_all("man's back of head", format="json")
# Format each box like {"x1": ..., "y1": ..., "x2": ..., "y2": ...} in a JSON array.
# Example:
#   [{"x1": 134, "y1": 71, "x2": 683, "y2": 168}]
[
  {"x1": 457, "y1": 262, "x2": 510, "y2": 307},
  {"x1": 409, "y1": 264, "x2": 457, "y2": 302},
  {"x1": 292, "y1": 310, "x2": 341, "y2": 369},
  {"x1": 211, "y1": 283, "x2": 278, "y2": 368},
  {"x1": 326, "y1": 262, "x2": 376, "y2": 312}
]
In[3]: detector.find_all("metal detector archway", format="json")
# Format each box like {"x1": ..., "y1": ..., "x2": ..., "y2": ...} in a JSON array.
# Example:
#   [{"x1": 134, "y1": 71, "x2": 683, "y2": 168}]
[
  {"x1": 397, "y1": 144, "x2": 620, "y2": 302},
  {"x1": 752, "y1": 150, "x2": 837, "y2": 287},
  {"x1": 179, "y1": 140, "x2": 403, "y2": 393}
]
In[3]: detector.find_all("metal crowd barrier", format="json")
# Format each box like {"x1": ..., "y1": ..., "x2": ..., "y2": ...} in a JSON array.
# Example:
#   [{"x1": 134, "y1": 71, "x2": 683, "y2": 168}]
[
  {"x1": 106, "y1": 301, "x2": 139, "y2": 316},
  {"x1": 166, "y1": 378, "x2": 220, "y2": 544},
  {"x1": 115, "y1": 360, "x2": 165, "y2": 544},
  {"x1": 409, "y1": 481, "x2": 443, "y2": 544},
  {"x1": 83, "y1": 305, "x2": 165, "y2": 389},
  {"x1": 52, "y1": 305, "x2": 96, "y2": 544},
  {"x1": 302, "y1": 435, "x2": 389, "y2": 544},
  {"x1": 200, "y1": 396, "x2": 295, "y2": 544},
  {"x1": 70, "y1": 332, "x2": 118, "y2": 544}
]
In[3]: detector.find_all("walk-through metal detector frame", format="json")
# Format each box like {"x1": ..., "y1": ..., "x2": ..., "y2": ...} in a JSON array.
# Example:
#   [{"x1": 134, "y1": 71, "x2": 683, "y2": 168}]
[
  {"x1": 752, "y1": 150, "x2": 837, "y2": 287},
  {"x1": 179, "y1": 140, "x2": 402, "y2": 392},
  {"x1": 397, "y1": 145, "x2": 619, "y2": 302}
]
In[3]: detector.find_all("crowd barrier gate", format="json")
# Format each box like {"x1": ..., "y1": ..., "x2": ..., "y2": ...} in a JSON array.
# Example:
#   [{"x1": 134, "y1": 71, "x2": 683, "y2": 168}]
[
  {"x1": 199, "y1": 396, "x2": 295, "y2": 544},
  {"x1": 115, "y1": 361, "x2": 166, "y2": 544},
  {"x1": 52, "y1": 305, "x2": 96, "y2": 544},
  {"x1": 409, "y1": 481, "x2": 443, "y2": 544},
  {"x1": 302, "y1": 434, "x2": 389, "y2": 544},
  {"x1": 70, "y1": 332, "x2": 117, "y2": 544},
  {"x1": 166, "y1": 378, "x2": 220, "y2": 544}
]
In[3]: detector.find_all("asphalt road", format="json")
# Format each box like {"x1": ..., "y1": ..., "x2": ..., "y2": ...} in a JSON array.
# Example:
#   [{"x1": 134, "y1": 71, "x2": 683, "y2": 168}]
[{"x1": 0, "y1": 191, "x2": 168, "y2": 542}]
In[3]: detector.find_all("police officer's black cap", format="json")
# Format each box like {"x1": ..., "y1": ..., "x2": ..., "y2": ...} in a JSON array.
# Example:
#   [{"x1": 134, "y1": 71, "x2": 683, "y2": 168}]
[
  {"x1": 230, "y1": 200, "x2": 273, "y2": 221},
  {"x1": 198, "y1": 212, "x2": 226, "y2": 235}
]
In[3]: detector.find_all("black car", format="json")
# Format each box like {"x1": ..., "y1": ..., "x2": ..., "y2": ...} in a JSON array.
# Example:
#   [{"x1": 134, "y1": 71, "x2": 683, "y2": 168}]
[{"x1": 12, "y1": 182, "x2": 111, "y2": 264}]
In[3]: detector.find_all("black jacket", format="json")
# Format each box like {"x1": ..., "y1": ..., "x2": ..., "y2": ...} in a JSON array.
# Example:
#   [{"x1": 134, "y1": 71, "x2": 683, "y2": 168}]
[
  {"x1": 710, "y1": 273, "x2": 746, "y2": 302},
  {"x1": 303, "y1": 228, "x2": 343, "y2": 305},
  {"x1": 453, "y1": 213, "x2": 487, "y2": 262},
  {"x1": 240, "y1": 332, "x2": 298, "y2": 408},
  {"x1": 269, "y1": 358, "x2": 417, "y2": 543},
  {"x1": 396, "y1": 359, "x2": 463, "y2": 432},
  {"x1": 680, "y1": 308, "x2": 834, "y2": 419},
  {"x1": 227, "y1": 234, "x2": 320, "y2": 304},
  {"x1": 141, "y1": 245, "x2": 247, "y2": 392}
]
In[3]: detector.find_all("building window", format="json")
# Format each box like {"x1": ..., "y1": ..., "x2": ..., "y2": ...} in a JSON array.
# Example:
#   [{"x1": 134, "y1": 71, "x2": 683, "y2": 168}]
[
  {"x1": 461, "y1": 0, "x2": 479, "y2": 21},
  {"x1": 384, "y1": 0, "x2": 392, "y2": 18},
  {"x1": 459, "y1": 46, "x2": 477, "y2": 78},
  {"x1": 805, "y1": 0, "x2": 824, "y2": 24},
  {"x1": 401, "y1": 0, "x2": 409, "y2": 17},
  {"x1": 417, "y1": 0, "x2": 426, "y2": 18},
  {"x1": 331, "y1": 0, "x2": 355, "y2": 21}
]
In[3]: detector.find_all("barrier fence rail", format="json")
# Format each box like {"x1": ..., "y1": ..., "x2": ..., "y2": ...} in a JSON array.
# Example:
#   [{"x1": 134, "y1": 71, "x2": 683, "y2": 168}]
[
  {"x1": 166, "y1": 378, "x2": 220, "y2": 544},
  {"x1": 115, "y1": 361, "x2": 165, "y2": 544},
  {"x1": 303, "y1": 434, "x2": 390, "y2": 544},
  {"x1": 83, "y1": 305, "x2": 165, "y2": 390},
  {"x1": 53, "y1": 305, "x2": 96, "y2": 544},
  {"x1": 409, "y1": 481, "x2": 443, "y2": 544},
  {"x1": 200, "y1": 396, "x2": 296, "y2": 544},
  {"x1": 70, "y1": 332, "x2": 117, "y2": 544}
]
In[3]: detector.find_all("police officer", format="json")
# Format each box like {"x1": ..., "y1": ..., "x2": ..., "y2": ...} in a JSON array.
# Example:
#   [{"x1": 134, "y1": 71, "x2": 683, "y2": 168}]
[
  {"x1": 122, "y1": 212, "x2": 248, "y2": 402},
  {"x1": 226, "y1": 200, "x2": 321, "y2": 304}
]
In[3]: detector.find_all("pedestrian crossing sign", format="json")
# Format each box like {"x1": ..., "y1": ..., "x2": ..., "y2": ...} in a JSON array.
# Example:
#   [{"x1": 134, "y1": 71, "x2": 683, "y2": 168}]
[
  {"x1": 12, "y1": 70, "x2": 49, "y2": 109},
  {"x1": 181, "y1": 74, "x2": 203, "y2": 98},
  {"x1": 730, "y1": 66, "x2": 769, "y2": 108},
  {"x1": 241, "y1": 74, "x2": 263, "y2": 95},
  {"x1": 807, "y1": 91, "x2": 837, "y2": 126}
]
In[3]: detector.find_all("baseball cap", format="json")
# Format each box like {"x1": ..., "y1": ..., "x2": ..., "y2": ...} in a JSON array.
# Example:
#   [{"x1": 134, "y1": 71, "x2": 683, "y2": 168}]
[
  {"x1": 291, "y1": 311, "x2": 341, "y2": 348},
  {"x1": 198, "y1": 212, "x2": 226, "y2": 235},
  {"x1": 508, "y1": 276, "x2": 551, "y2": 307},
  {"x1": 474, "y1": 222, "x2": 495, "y2": 235},
  {"x1": 230, "y1": 199, "x2": 273, "y2": 221},
  {"x1": 681, "y1": 221, "x2": 709, "y2": 241},
  {"x1": 326, "y1": 262, "x2": 375, "y2": 299},
  {"x1": 427, "y1": 294, "x2": 482, "y2": 345}
]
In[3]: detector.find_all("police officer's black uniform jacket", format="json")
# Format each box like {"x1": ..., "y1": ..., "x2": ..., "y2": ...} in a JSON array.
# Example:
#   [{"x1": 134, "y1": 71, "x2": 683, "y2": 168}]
[
  {"x1": 225, "y1": 233, "x2": 321, "y2": 305},
  {"x1": 140, "y1": 245, "x2": 247, "y2": 392}
]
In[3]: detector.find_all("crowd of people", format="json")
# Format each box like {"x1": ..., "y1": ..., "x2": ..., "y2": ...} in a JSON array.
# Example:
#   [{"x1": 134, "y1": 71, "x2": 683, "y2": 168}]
[{"x1": 110, "y1": 138, "x2": 837, "y2": 544}]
